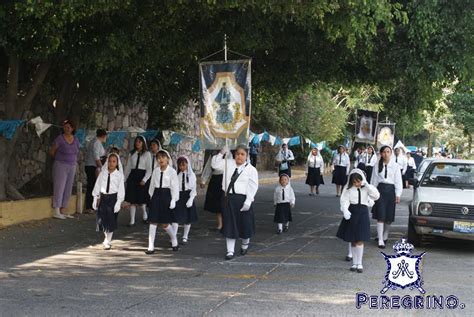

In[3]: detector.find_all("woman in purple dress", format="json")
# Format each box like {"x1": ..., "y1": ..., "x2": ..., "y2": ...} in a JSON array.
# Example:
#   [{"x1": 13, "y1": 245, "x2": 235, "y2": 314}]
[{"x1": 49, "y1": 119, "x2": 80, "y2": 219}]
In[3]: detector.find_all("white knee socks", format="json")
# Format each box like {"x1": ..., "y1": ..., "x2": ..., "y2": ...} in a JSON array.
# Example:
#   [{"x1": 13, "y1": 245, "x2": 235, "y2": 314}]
[
  {"x1": 148, "y1": 224, "x2": 157, "y2": 251},
  {"x1": 141, "y1": 204, "x2": 148, "y2": 221},
  {"x1": 226, "y1": 238, "x2": 236, "y2": 254},
  {"x1": 241, "y1": 238, "x2": 250, "y2": 250},
  {"x1": 171, "y1": 223, "x2": 179, "y2": 237},
  {"x1": 277, "y1": 223, "x2": 283, "y2": 230},
  {"x1": 353, "y1": 245, "x2": 364, "y2": 268},
  {"x1": 383, "y1": 223, "x2": 391, "y2": 241},
  {"x1": 347, "y1": 243, "x2": 353, "y2": 258},
  {"x1": 129, "y1": 205, "x2": 136, "y2": 225},
  {"x1": 165, "y1": 225, "x2": 178, "y2": 247},
  {"x1": 377, "y1": 222, "x2": 384, "y2": 245},
  {"x1": 183, "y1": 224, "x2": 191, "y2": 240},
  {"x1": 106, "y1": 232, "x2": 113, "y2": 244}
]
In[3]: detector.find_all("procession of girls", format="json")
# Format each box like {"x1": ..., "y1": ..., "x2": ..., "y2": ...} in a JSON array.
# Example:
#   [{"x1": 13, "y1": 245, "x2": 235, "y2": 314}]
[{"x1": 92, "y1": 137, "x2": 404, "y2": 269}]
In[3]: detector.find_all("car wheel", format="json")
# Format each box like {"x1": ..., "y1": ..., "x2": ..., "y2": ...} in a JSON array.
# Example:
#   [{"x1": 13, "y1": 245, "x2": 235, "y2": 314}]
[{"x1": 407, "y1": 218, "x2": 422, "y2": 247}]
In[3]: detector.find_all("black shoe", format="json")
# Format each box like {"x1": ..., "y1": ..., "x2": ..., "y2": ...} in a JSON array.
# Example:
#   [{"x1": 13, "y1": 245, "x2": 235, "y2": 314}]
[
  {"x1": 172, "y1": 245, "x2": 179, "y2": 251},
  {"x1": 145, "y1": 250, "x2": 155, "y2": 255},
  {"x1": 357, "y1": 267, "x2": 364, "y2": 273},
  {"x1": 384, "y1": 239, "x2": 388, "y2": 244},
  {"x1": 180, "y1": 239, "x2": 188, "y2": 246},
  {"x1": 142, "y1": 220, "x2": 149, "y2": 224},
  {"x1": 378, "y1": 244, "x2": 386, "y2": 249},
  {"x1": 240, "y1": 248, "x2": 248, "y2": 256},
  {"x1": 225, "y1": 253, "x2": 234, "y2": 260},
  {"x1": 345, "y1": 256, "x2": 352, "y2": 262},
  {"x1": 127, "y1": 223, "x2": 135, "y2": 228},
  {"x1": 277, "y1": 229, "x2": 282, "y2": 234},
  {"x1": 283, "y1": 226, "x2": 289, "y2": 232},
  {"x1": 350, "y1": 265, "x2": 357, "y2": 272}
]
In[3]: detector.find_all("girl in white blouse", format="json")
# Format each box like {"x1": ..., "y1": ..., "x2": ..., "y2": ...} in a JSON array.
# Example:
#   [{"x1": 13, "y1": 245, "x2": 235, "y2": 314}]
[
  {"x1": 124, "y1": 136, "x2": 152, "y2": 227},
  {"x1": 146, "y1": 149, "x2": 180, "y2": 254},
  {"x1": 305, "y1": 147, "x2": 325, "y2": 195},
  {"x1": 172, "y1": 156, "x2": 198, "y2": 245},
  {"x1": 92, "y1": 153, "x2": 125, "y2": 250},
  {"x1": 370, "y1": 145, "x2": 403, "y2": 249},
  {"x1": 364, "y1": 145, "x2": 377, "y2": 182},
  {"x1": 200, "y1": 151, "x2": 225, "y2": 231},
  {"x1": 332, "y1": 145, "x2": 350, "y2": 197},
  {"x1": 273, "y1": 174, "x2": 296, "y2": 234},
  {"x1": 336, "y1": 169, "x2": 380, "y2": 273},
  {"x1": 212, "y1": 144, "x2": 259, "y2": 260}
]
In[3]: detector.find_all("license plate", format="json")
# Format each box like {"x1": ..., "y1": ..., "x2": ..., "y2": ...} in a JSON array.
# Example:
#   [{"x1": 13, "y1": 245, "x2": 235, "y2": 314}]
[{"x1": 453, "y1": 221, "x2": 474, "y2": 234}]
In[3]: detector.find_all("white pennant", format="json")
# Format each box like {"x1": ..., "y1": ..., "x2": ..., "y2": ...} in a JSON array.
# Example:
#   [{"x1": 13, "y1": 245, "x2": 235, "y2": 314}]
[{"x1": 29, "y1": 116, "x2": 52, "y2": 137}]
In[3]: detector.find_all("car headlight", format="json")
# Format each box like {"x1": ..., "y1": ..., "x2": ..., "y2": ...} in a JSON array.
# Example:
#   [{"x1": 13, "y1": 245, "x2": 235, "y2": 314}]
[{"x1": 419, "y1": 203, "x2": 433, "y2": 216}]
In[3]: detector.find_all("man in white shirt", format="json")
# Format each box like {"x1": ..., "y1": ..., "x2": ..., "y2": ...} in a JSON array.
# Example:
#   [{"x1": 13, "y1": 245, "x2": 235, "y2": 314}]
[{"x1": 84, "y1": 129, "x2": 107, "y2": 213}]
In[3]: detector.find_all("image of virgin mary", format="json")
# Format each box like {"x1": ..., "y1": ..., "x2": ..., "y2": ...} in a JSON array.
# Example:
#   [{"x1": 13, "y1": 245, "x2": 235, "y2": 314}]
[{"x1": 215, "y1": 82, "x2": 233, "y2": 124}]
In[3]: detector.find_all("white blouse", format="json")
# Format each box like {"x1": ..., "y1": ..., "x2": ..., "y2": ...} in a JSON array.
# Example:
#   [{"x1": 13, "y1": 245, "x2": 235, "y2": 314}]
[
  {"x1": 275, "y1": 150, "x2": 295, "y2": 162},
  {"x1": 148, "y1": 165, "x2": 179, "y2": 202},
  {"x1": 124, "y1": 151, "x2": 152, "y2": 183},
  {"x1": 177, "y1": 171, "x2": 197, "y2": 199},
  {"x1": 370, "y1": 160, "x2": 403, "y2": 197},
  {"x1": 365, "y1": 153, "x2": 378, "y2": 167},
  {"x1": 212, "y1": 153, "x2": 259, "y2": 207},
  {"x1": 307, "y1": 155, "x2": 324, "y2": 169},
  {"x1": 407, "y1": 157, "x2": 416, "y2": 169},
  {"x1": 392, "y1": 154, "x2": 408, "y2": 174},
  {"x1": 92, "y1": 169, "x2": 125, "y2": 201},
  {"x1": 332, "y1": 153, "x2": 350, "y2": 167},
  {"x1": 340, "y1": 184, "x2": 380, "y2": 213},
  {"x1": 200, "y1": 154, "x2": 224, "y2": 184},
  {"x1": 274, "y1": 184, "x2": 296, "y2": 205}
]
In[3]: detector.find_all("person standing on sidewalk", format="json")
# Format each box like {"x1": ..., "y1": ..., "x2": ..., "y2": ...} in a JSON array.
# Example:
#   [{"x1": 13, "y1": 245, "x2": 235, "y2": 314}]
[
  {"x1": 49, "y1": 119, "x2": 80, "y2": 220},
  {"x1": 249, "y1": 142, "x2": 258, "y2": 167},
  {"x1": 84, "y1": 129, "x2": 107, "y2": 214},
  {"x1": 212, "y1": 145, "x2": 259, "y2": 260}
]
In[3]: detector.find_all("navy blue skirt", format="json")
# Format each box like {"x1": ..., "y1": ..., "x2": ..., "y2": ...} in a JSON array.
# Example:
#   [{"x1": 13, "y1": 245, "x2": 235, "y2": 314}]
[
  {"x1": 125, "y1": 169, "x2": 147, "y2": 204},
  {"x1": 204, "y1": 174, "x2": 224, "y2": 213},
  {"x1": 332, "y1": 165, "x2": 348, "y2": 185},
  {"x1": 96, "y1": 193, "x2": 118, "y2": 233},
  {"x1": 279, "y1": 163, "x2": 292, "y2": 177},
  {"x1": 371, "y1": 183, "x2": 396, "y2": 223},
  {"x1": 274, "y1": 202, "x2": 292, "y2": 223},
  {"x1": 306, "y1": 167, "x2": 324, "y2": 186},
  {"x1": 222, "y1": 194, "x2": 255, "y2": 239},
  {"x1": 336, "y1": 204, "x2": 370, "y2": 242},
  {"x1": 149, "y1": 188, "x2": 173, "y2": 224},
  {"x1": 406, "y1": 166, "x2": 415, "y2": 180},
  {"x1": 174, "y1": 190, "x2": 198, "y2": 224}
]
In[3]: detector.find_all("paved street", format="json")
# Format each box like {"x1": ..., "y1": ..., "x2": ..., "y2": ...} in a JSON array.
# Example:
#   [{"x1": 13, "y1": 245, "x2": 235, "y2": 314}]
[{"x1": 1, "y1": 176, "x2": 473, "y2": 316}]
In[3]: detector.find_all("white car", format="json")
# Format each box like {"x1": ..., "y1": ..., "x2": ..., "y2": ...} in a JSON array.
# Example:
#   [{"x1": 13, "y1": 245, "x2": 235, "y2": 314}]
[{"x1": 408, "y1": 159, "x2": 474, "y2": 246}]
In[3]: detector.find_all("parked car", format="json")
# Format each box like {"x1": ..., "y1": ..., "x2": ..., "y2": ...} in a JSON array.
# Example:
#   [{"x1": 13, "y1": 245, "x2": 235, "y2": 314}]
[
  {"x1": 415, "y1": 158, "x2": 435, "y2": 180},
  {"x1": 408, "y1": 159, "x2": 474, "y2": 246}
]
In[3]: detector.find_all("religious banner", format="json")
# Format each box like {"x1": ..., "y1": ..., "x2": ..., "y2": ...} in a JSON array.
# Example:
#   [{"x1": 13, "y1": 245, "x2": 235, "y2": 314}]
[
  {"x1": 199, "y1": 59, "x2": 251, "y2": 149},
  {"x1": 376, "y1": 123, "x2": 396, "y2": 149},
  {"x1": 355, "y1": 109, "x2": 378, "y2": 144}
]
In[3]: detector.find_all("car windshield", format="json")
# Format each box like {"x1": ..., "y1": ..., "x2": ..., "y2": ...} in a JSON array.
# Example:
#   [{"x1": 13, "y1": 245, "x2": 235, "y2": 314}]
[{"x1": 421, "y1": 163, "x2": 474, "y2": 189}]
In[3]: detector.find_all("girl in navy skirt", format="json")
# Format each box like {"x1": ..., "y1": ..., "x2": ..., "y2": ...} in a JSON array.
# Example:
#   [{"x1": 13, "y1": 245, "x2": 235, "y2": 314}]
[
  {"x1": 337, "y1": 169, "x2": 380, "y2": 272},
  {"x1": 144, "y1": 139, "x2": 161, "y2": 224},
  {"x1": 370, "y1": 145, "x2": 403, "y2": 249},
  {"x1": 332, "y1": 145, "x2": 350, "y2": 196},
  {"x1": 201, "y1": 151, "x2": 225, "y2": 231},
  {"x1": 305, "y1": 147, "x2": 325, "y2": 195},
  {"x1": 274, "y1": 174, "x2": 295, "y2": 234},
  {"x1": 212, "y1": 145, "x2": 259, "y2": 260},
  {"x1": 146, "y1": 149, "x2": 179, "y2": 254},
  {"x1": 172, "y1": 156, "x2": 198, "y2": 245},
  {"x1": 364, "y1": 145, "x2": 377, "y2": 184},
  {"x1": 92, "y1": 153, "x2": 125, "y2": 250},
  {"x1": 124, "y1": 136, "x2": 152, "y2": 227},
  {"x1": 275, "y1": 143, "x2": 295, "y2": 177}
]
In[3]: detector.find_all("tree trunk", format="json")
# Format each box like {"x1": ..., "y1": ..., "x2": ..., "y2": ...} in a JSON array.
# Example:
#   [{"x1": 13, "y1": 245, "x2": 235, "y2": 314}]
[
  {"x1": 427, "y1": 132, "x2": 433, "y2": 157},
  {"x1": 0, "y1": 56, "x2": 51, "y2": 200}
]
